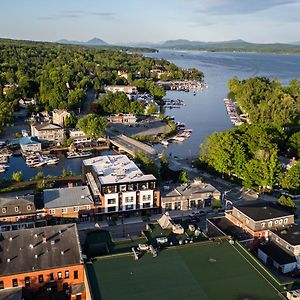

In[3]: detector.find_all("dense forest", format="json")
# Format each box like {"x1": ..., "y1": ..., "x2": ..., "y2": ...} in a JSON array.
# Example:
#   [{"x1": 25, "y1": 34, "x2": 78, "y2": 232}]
[
  {"x1": 200, "y1": 77, "x2": 300, "y2": 194},
  {"x1": 0, "y1": 38, "x2": 204, "y2": 127}
]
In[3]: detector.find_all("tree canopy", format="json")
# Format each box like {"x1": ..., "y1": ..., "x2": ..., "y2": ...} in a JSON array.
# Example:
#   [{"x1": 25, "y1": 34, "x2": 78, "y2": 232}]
[{"x1": 77, "y1": 114, "x2": 107, "y2": 138}]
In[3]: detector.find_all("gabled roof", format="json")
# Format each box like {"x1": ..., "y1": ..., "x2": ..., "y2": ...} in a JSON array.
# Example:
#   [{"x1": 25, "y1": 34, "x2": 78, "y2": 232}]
[
  {"x1": 33, "y1": 122, "x2": 63, "y2": 131},
  {"x1": 43, "y1": 186, "x2": 93, "y2": 209},
  {"x1": 234, "y1": 201, "x2": 293, "y2": 222},
  {"x1": 0, "y1": 195, "x2": 36, "y2": 217}
]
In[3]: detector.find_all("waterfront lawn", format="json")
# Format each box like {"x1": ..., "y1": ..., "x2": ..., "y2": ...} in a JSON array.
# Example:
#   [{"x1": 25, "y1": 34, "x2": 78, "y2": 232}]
[{"x1": 86, "y1": 241, "x2": 283, "y2": 300}]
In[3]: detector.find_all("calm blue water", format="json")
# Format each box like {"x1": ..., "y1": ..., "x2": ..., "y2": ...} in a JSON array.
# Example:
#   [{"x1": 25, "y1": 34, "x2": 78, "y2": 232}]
[
  {"x1": 2, "y1": 51, "x2": 300, "y2": 180},
  {"x1": 147, "y1": 50, "x2": 300, "y2": 159}
]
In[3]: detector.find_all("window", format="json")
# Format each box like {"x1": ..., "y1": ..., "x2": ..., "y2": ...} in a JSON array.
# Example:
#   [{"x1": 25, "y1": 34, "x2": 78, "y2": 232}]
[
  {"x1": 108, "y1": 207, "x2": 116, "y2": 212},
  {"x1": 61, "y1": 208, "x2": 67, "y2": 214},
  {"x1": 65, "y1": 271, "x2": 69, "y2": 279},
  {"x1": 0, "y1": 281, "x2": 4, "y2": 289},
  {"x1": 73, "y1": 207, "x2": 79, "y2": 212},
  {"x1": 125, "y1": 204, "x2": 134, "y2": 210},
  {"x1": 38, "y1": 275, "x2": 44, "y2": 283},
  {"x1": 107, "y1": 199, "x2": 116, "y2": 205},
  {"x1": 143, "y1": 203, "x2": 151, "y2": 208},
  {"x1": 12, "y1": 279, "x2": 18, "y2": 287},
  {"x1": 165, "y1": 203, "x2": 172, "y2": 211},
  {"x1": 74, "y1": 270, "x2": 78, "y2": 279},
  {"x1": 125, "y1": 196, "x2": 134, "y2": 203},
  {"x1": 27, "y1": 205, "x2": 32, "y2": 211},
  {"x1": 15, "y1": 206, "x2": 19, "y2": 212},
  {"x1": 284, "y1": 218, "x2": 288, "y2": 224},
  {"x1": 25, "y1": 277, "x2": 30, "y2": 287},
  {"x1": 85, "y1": 205, "x2": 91, "y2": 210},
  {"x1": 174, "y1": 202, "x2": 181, "y2": 210},
  {"x1": 120, "y1": 185, "x2": 126, "y2": 192},
  {"x1": 58, "y1": 272, "x2": 62, "y2": 279},
  {"x1": 50, "y1": 273, "x2": 54, "y2": 281},
  {"x1": 261, "y1": 223, "x2": 265, "y2": 228},
  {"x1": 2, "y1": 207, "x2": 7, "y2": 214},
  {"x1": 49, "y1": 209, "x2": 55, "y2": 215}
]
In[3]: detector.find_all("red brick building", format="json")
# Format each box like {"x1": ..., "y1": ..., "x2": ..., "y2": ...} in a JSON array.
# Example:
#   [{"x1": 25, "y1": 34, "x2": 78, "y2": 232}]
[{"x1": 0, "y1": 224, "x2": 87, "y2": 299}]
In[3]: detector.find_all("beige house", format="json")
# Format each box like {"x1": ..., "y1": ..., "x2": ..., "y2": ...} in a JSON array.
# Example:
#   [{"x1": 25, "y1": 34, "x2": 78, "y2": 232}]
[
  {"x1": 161, "y1": 180, "x2": 221, "y2": 211},
  {"x1": 52, "y1": 109, "x2": 70, "y2": 127},
  {"x1": 31, "y1": 122, "x2": 65, "y2": 144},
  {"x1": 69, "y1": 129, "x2": 91, "y2": 144},
  {"x1": 106, "y1": 85, "x2": 137, "y2": 94}
]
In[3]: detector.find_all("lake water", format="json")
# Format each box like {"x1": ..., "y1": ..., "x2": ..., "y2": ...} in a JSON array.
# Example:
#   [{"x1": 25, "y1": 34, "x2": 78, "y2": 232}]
[
  {"x1": 2, "y1": 50, "x2": 300, "y2": 180},
  {"x1": 147, "y1": 50, "x2": 300, "y2": 159}
]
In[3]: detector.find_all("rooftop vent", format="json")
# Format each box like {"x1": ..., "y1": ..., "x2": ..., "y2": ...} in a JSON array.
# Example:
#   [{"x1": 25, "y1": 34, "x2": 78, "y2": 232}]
[
  {"x1": 29, "y1": 244, "x2": 34, "y2": 248},
  {"x1": 61, "y1": 251, "x2": 64, "y2": 255},
  {"x1": 81, "y1": 195, "x2": 85, "y2": 199},
  {"x1": 7, "y1": 258, "x2": 10, "y2": 262},
  {"x1": 34, "y1": 234, "x2": 38, "y2": 238},
  {"x1": 35, "y1": 254, "x2": 38, "y2": 259},
  {"x1": 51, "y1": 240, "x2": 55, "y2": 245},
  {"x1": 42, "y1": 236, "x2": 47, "y2": 243},
  {"x1": 9, "y1": 237, "x2": 13, "y2": 241}
]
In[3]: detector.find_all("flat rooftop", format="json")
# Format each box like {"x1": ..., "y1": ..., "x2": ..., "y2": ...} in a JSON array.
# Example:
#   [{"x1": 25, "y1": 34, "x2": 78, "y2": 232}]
[
  {"x1": 235, "y1": 201, "x2": 293, "y2": 221},
  {"x1": 271, "y1": 224, "x2": 300, "y2": 246},
  {"x1": 43, "y1": 186, "x2": 93, "y2": 209},
  {"x1": 258, "y1": 241, "x2": 297, "y2": 265},
  {"x1": 86, "y1": 241, "x2": 283, "y2": 300},
  {"x1": 83, "y1": 155, "x2": 156, "y2": 185},
  {"x1": 0, "y1": 224, "x2": 82, "y2": 276},
  {"x1": 208, "y1": 216, "x2": 252, "y2": 241}
]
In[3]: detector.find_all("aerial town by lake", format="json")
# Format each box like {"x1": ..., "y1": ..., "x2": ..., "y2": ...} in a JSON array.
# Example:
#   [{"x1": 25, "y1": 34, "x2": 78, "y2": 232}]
[{"x1": 1, "y1": 2, "x2": 300, "y2": 300}]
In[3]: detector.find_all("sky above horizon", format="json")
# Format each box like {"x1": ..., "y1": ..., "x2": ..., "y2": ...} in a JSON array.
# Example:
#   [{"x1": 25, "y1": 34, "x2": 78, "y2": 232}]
[{"x1": 1, "y1": 0, "x2": 300, "y2": 44}]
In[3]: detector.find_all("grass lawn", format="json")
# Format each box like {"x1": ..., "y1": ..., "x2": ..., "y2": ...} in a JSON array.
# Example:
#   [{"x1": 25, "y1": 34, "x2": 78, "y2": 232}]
[{"x1": 86, "y1": 241, "x2": 283, "y2": 300}]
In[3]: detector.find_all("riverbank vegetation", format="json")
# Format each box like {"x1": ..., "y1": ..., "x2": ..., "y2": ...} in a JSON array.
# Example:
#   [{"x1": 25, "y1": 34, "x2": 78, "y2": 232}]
[{"x1": 200, "y1": 76, "x2": 300, "y2": 194}]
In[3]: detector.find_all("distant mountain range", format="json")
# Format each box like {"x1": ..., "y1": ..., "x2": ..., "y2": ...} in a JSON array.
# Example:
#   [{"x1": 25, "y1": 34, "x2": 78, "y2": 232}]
[
  {"x1": 56, "y1": 37, "x2": 108, "y2": 46},
  {"x1": 55, "y1": 37, "x2": 300, "y2": 54},
  {"x1": 128, "y1": 39, "x2": 300, "y2": 54}
]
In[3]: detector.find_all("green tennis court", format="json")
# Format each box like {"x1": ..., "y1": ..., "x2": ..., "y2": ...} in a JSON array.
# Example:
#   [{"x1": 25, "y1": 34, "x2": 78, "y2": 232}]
[{"x1": 86, "y1": 241, "x2": 283, "y2": 300}]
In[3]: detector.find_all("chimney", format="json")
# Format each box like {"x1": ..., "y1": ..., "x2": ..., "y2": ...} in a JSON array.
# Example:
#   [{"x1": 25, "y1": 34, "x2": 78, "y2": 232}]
[{"x1": 68, "y1": 182, "x2": 73, "y2": 188}]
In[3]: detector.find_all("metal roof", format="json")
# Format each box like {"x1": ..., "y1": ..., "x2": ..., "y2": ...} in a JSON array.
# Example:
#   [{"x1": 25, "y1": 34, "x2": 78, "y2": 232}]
[{"x1": 43, "y1": 186, "x2": 93, "y2": 209}]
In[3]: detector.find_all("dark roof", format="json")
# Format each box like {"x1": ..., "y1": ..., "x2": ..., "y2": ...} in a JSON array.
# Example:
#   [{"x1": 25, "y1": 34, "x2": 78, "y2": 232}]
[
  {"x1": 208, "y1": 216, "x2": 252, "y2": 241},
  {"x1": 161, "y1": 181, "x2": 220, "y2": 198},
  {"x1": 43, "y1": 186, "x2": 93, "y2": 209},
  {"x1": 0, "y1": 195, "x2": 36, "y2": 217},
  {"x1": 0, "y1": 224, "x2": 82, "y2": 276},
  {"x1": 0, "y1": 287, "x2": 23, "y2": 300},
  {"x1": 258, "y1": 242, "x2": 296, "y2": 265},
  {"x1": 271, "y1": 225, "x2": 300, "y2": 246},
  {"x1": 234, "y1": 201, "x2": 293, "y2": 222}
]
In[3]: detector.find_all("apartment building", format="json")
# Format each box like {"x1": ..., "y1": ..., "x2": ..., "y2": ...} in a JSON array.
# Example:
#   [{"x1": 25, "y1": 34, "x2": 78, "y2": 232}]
[
  {"x1": 31, "y1": 122, "x2": 65, "y2": 144},
  {"x1": 82, "y1": 155, "x2": 160, "y2": 216}
]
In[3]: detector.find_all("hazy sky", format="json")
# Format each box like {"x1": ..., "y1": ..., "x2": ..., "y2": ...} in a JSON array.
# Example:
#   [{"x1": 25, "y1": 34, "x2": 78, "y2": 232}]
[{"x1": 1, "y1": 0, "x2": 300, "y2": 43}]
